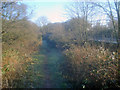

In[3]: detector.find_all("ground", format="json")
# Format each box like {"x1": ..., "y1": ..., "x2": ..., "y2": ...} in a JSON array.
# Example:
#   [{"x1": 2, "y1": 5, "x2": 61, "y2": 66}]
[{"x1": 24, "y1": 40, "x2": 69, "y2": 88}]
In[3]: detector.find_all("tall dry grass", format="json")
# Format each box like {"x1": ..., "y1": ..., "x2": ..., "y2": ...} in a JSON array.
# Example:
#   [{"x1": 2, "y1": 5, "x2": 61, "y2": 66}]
[
  {"x1": 61, "y1": 44, "x2": 118, "y2": 88},
  {"x1": 2, "y1": 19, "x2": 42, "y2": 88}
]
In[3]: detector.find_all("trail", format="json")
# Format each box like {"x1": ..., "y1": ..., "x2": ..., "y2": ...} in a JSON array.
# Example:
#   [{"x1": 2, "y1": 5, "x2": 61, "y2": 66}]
[
  {"x1": 43, "y1": 54, "x2": 52, "y2": 88},
  {"x1": 25, "y1": 39, "x2": 68, "y2": 88}
]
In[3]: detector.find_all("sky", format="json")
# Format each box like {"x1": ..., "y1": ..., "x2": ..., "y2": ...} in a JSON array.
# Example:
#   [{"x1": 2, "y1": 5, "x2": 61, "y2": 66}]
[
  {"x1": 22, "y1": 0, "x2": 117, "y2": 25},
  {"x1": 23, "y1": 1, "x2": 69, "y2": 23}
]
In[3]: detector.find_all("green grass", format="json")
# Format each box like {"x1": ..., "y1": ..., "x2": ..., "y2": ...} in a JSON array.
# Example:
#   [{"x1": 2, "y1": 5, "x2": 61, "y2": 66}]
[{"x1": 24, "y1": 41, "x2": 69, "y2": 88}]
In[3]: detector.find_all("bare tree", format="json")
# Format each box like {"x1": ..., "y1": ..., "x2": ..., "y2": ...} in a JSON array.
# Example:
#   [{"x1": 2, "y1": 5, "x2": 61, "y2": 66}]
[
  {"x1": 36, "y1": 16, "x2": 49, "y2": 27},
  {"x1": 2, "y1": 2, "x2": 27, "y2": 21},
  {"x1": 1, "y1": 2, "x2": 27, "y2": 35},
  {"x1": 92, "y1": 0, "x2": 119, "y2": 42},
  {"x1": 65, "y1": 0, "x2": 94, "y2": 43}
]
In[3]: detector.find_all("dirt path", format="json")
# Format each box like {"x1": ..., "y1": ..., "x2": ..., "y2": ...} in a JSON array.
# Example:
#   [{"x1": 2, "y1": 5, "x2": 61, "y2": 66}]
[
  {"x1": 41, "y1": 47, "x2": 67, "y2": 88},
  {"x1": 24, "y1": 40, "x2": 69, "y2": 88},
  {"x1": 43, "y1": 56, "x2": 52, "y2": 88}
]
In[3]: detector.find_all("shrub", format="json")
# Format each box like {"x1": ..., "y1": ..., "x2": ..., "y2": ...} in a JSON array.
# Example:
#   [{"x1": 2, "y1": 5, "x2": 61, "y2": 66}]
[
  {"x1": 2, "y1": 19, "x2": 42, "y2": 88},
  {"x1": 61, "y1": 45, "x2": 118, "y2": 88},
  {"x1": 2, "y1": 49, "x2": 32, "y2": 87}
]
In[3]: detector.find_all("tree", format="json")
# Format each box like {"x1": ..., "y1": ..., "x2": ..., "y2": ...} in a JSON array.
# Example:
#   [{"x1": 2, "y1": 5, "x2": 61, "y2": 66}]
[
  {"x1": 92, "y1": 0, "x2": 119, "y2": 42},
  {"x1": 2, "y1": 2, "x2": 27, "y2": 21},
  {"x1": 36, "y1": 16, "x2": 49, "y2": 27},
  {"x1": 65, "y1": 0, "x2": 94, "y2": 43},
  {"x1": 1, "y1": 2, "x2": 27, "y2": 34}
]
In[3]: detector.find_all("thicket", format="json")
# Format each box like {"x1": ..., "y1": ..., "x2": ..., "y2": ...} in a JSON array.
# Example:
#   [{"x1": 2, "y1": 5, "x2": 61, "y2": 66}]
[
  {"x1": 61, "y1": 45, "x2": 118, "y2": 88},
  {"x1": 2, "y1": 2, "x2": 42, "y2": 88},
  {"x1": 2, "y1": 19, "x2": 42, "y2": 88}
]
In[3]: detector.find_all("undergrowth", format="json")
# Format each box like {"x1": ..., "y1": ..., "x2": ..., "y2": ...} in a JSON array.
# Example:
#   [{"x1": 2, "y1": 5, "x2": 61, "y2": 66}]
[
  {"x1": 60, "y1": 44, "x2": 118, "y2": 88},
  {"x1": 2, "y1": 19, "x2": 42, "y2": 88}
]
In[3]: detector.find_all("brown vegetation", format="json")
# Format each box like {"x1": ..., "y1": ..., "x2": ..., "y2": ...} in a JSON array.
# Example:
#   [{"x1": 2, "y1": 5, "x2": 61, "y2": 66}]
[
  {"x1": 1, "y1": 1, "x2": 119, "y2": 88},
  {"x1": 61, "y1": 44, "x2": 118, "y2": 88},
  {"x1": 2, "y1": 19, "x2": 42, "y2": 88}
]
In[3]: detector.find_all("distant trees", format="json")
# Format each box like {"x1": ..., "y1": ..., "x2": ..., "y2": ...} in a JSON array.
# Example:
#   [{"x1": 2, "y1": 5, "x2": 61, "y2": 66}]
[
  {"x1": 38, "y1": 0, "x2": 119, "y2": 46},
  {"x1": 92, "y1": 24, "x2": 114, "y2": 40},
  {"x1": 64, "y1": 0, "x2": 120, "y2": 45},
  {"x1": 36, "y1": 16, "x2": 49, "y2": 27},
  {"x1": 65, "y1": 0, "x2": 94, "y2": 19},
  {"x1": 65, "y1": 0, "x2": 95, "y2": 43},
  {"x1": 92, "y1": 0, "x2": 119, "y2": 42},
  {"x1": 64, "y1": 18, "x2": 91, "y2": 44}
]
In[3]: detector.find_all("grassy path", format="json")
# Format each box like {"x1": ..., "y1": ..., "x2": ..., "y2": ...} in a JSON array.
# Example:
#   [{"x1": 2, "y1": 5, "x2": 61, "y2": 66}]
[{"x1": 24, "y1": 40, "x2": 68, "y2": 88}]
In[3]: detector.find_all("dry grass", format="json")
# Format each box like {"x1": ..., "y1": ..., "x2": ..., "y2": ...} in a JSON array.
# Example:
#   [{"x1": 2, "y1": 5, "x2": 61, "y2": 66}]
[
  {"x1": 61, "y1": 44, "x2": 118, "y2": 88},
  {"x1": 2, "y1": 49, "x2": 31, "y2": 88},
  {"x1": 2, "y1": 19, "x2": 42, "y2": 88}
]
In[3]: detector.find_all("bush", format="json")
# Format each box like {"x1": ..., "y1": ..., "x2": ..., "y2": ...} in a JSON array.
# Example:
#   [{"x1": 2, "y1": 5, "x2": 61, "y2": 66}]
[
  {"x1": 61, "y1": 45, "x2": 118, "y2": 88},
  {"x1": 2, "y1": 19, "x2": 42, "y2": 88},
  {"x1": 2, "y1": 49, "x2": 32, "y2": 88}
]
